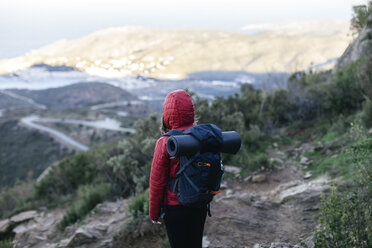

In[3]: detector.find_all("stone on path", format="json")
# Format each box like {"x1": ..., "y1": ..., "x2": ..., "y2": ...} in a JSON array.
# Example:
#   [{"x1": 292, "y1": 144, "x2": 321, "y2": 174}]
[
  {"x1": 252, "y1": 174, "x2": 267, "y2": 183},
  {"x1": 0, "y1": 219, "x2": 10, "y2": 233},
  {"x1": 10, "y1": 210, "x2": 38, "y2": 223},
  {"x1": 303, "y1": 172, "x2": 312, "y2": 180},
  {"x1": 224, "y1": 165, "x2": 241, "y2": 174}
]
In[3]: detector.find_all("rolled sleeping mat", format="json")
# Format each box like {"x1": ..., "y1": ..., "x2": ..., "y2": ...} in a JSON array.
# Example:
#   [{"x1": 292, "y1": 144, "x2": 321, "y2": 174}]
[
  {"x1": 166, "y1": 131, "x2": 241, "y2": 157},
  {"x1": 167, "y1": 135, "x2": 201, "y2": 157},
  {"x1": 220, "y1": 131, "x2": 241, "y2": 154}
]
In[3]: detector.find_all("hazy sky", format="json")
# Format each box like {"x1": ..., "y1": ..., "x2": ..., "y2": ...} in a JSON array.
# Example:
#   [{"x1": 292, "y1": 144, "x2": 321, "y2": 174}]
[{"x1": 0, "y1": 0, "x2": 367, "y2": 59}]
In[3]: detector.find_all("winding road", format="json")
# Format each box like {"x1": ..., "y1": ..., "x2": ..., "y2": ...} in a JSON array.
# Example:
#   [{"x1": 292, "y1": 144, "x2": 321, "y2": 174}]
[
  {"x1": 20, "y1": 116, "x2": 135, "y2": 151},
  {"x1": 21, "y1": 116, "x2": 89, "y2": 151}
]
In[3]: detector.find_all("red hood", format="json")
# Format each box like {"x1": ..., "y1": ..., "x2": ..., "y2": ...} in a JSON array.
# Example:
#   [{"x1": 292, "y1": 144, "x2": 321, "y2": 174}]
[{"x1": 163, "y1": 90, "x2": 195, "y2": 130}]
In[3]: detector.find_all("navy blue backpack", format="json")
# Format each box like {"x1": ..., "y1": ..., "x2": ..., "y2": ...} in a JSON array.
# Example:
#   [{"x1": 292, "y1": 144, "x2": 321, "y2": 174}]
[{"x1": 164, "y1": 124, "x2": 224, "y2": 216}]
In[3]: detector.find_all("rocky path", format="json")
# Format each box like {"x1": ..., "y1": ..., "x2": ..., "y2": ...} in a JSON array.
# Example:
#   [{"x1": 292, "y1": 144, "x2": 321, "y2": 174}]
[
  {"x1": 203, "y1": 141, "x2": 331, "y2": 248},
  {"x1": 1, "y1": 141, "x2": 332, "y2": 248}
]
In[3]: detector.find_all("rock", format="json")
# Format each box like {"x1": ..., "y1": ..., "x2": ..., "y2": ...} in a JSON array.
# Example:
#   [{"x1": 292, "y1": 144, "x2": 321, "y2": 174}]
[
  {"x1": 244, "y1": 175, "x2": 252, "y2": 182},
  {"x1": 300, "y1": 156, "x2": 312, "y2": 166},
  {"x1": 224, "y1": 165, "x2": 241, "y2": 174},
  {"x1": 220, "y1": 183, "x2": 228, "y2": 189},
  {"x1": 271, "y1": 176, "x2": 330, "y2": 203},
  {"x1": 252, "y1": 174, "x2": 267, "y2": 183},
  {"x1": 334, "y1": 26, "x2": 372, "y2": 72},
  {"x1": 67, "y1": 228, "x2": 98, "y2": 247},
  {"x1": 202, "y1": 236, "x2": 211, "y2": 248},
  {"x1": 253, "y1": 242, "x2": 302, "y2": 248},
  {"x1": 10, "y1": 210, "x2": 37, "y2": 224},
  {"x1": 304, "y1": 172, "x2": 312, "y2": 180},
  {"x1": 299, "y1": 236, "x2": 314, "y2": 248},
  {"x1": 0, "y1": 219, "x2": 10, "y2": 233}
]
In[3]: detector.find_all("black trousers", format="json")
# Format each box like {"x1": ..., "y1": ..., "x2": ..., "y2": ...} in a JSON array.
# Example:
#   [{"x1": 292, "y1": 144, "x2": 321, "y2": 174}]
[{"x1": 164, "y1": 205, "x2": 207, "y2": 248}]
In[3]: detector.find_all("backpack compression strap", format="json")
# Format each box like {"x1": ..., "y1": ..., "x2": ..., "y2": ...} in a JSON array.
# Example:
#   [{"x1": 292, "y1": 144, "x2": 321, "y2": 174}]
[{"x1": 163, "y1": 129, "x2": 184, "y2": 137}]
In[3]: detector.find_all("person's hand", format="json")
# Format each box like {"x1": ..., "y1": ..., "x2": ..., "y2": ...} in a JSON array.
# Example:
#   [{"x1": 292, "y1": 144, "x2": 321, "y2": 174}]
[{"x1": 151, "y1": 219, "x2": 162, "y2": 225}]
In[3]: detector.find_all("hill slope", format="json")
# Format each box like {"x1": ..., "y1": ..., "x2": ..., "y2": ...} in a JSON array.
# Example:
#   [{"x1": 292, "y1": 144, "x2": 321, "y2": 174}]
[
  {"x1": 0, "y1": 21, "x2": 351, "y2": 79},
  {"x1": 9, "y1": 82, "x2": 137, "y2": 109}
]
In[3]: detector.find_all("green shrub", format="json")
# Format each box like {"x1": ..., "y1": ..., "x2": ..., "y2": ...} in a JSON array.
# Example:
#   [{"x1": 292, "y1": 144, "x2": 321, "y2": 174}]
[
  {"x1": 33, "y1": 145, "x2": 111, "y2": 202},
  {"x1": 0, "y1": 180, "x2": 33, "y2": 219},
  {"x1": 0, "y1": 240, "x2": 14, "y2": 248},
  {"x1": 128, "y1": 189, "x2": 149, "y2": 219},
  {"x1": 313, "y1": 137, "x2": 372, "y2": 247},
  {"x1": 240, "y1": 152, "x2": 270, "y2": 174},
  {"x1": 106, "y1": 114, "x2": 159, "y2": 195},
  {"x1": 57, "y1": 183, "x2": 111, "y2": 231},
  {"x1": 361, "y1": 99, "x2": 372, "y2": 128},
  {"x1": 351, "y1": 1, "x2": 372, "y2": 33},
  {"x1": 322, "y1": 63, "x2": 363, "y2": 115},
  {"x1": 314, "y1": 189, "x2": 372, "y2": 248}
]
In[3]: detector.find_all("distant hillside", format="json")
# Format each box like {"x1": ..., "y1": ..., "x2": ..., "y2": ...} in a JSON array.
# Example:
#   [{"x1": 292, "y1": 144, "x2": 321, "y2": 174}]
[
  {"x1": 0, "y1": 91, "x2": 34, "y2": 109},
  {"x1": 0, "y1": 119, "x2": 67, "y2": 187},
  {"x1": 10, "y1": 82, "x2": 137, "y2": 109},
  {"x1": 0, "y1": 21, "x2": 351, "y2": 79}
]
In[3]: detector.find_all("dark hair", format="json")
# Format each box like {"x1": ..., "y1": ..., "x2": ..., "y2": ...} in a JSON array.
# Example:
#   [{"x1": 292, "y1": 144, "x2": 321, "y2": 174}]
[
  {"x1": 160, "y1": 114, "x2": 170, "y2": 134},
  {"x1": 160, "y1": 114, "x2": 198, "y2": 134}
]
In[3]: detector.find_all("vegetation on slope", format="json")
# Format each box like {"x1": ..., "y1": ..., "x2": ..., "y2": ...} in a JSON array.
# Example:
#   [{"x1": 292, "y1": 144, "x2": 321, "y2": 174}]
[
  {"x1": 0, "y1": 119, "x2": 68, "y2": 187},
  {"x1": 1, "y1": 3, "x2": 371, "y2": 247}
]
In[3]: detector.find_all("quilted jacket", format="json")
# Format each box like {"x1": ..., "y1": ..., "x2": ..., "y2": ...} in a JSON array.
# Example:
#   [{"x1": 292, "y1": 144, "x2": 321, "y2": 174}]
[{"x1": 149, "y1": 89, "x2": 195, "y2": 221}]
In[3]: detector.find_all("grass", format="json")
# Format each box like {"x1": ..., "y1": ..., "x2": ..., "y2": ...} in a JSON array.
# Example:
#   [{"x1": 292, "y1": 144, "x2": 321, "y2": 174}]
[
  {"x1": 320, "y1": 131, "x2": 339, "y2": 142},
  {"x1": 128, "y1": 189, "x2": 149, "y2": 219},
  {"x1": 0, "y1": 240, "x2": 14, "y2": 248},
  {"x1": 57, "y1": 183, "x2": 111, "y2": 231},
  {"x1": 305, "y1": 150, "x2": 352, "y2": 178}
]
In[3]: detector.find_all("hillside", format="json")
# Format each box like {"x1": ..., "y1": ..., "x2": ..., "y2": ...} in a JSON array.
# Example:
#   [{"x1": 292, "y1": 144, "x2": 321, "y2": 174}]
[
  {"x1": 0, "y1": 119, "x2": 67, "y2": 187},
  {"x1": 0, "y1": 91, "x2": 34, "y2": 109},
  {"x1": 0, "y1": 21, "x2": 351, "y2": 79},
  {"x1": 9, "y1": 81, "x2": 137, "y2": 109},
  {"x1": 1, "y1": 6, "x2": 372, "y2": 248},
  {"x1": 0, "y1": 82, "x2": 147, "y2": 188}
]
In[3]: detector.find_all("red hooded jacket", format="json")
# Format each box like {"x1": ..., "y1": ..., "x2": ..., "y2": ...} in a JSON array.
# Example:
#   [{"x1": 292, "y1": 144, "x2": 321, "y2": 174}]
[{"x1": 149, "y1": 90, "x2": 195, "y2": 221}]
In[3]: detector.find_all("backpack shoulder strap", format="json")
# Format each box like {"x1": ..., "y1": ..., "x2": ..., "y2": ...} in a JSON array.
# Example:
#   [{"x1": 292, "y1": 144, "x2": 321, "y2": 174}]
[{"x1": 163, "y1": 129, "x2": 184, "y2": 137}]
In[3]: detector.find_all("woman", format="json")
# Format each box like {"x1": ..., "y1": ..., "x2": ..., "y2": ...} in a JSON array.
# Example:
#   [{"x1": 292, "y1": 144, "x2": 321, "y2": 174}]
[{"x1": 149, "y1": 89, "x2": 207, "y2": 248}]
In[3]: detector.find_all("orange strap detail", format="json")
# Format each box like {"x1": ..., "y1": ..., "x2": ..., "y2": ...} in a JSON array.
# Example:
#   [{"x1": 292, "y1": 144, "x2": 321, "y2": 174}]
[
  {"x1": 206, "y1": 190, "x2": 220, "y2": 195},
  {"x1": 197, "y1": 162, "x2": 211, "y2": 167}
]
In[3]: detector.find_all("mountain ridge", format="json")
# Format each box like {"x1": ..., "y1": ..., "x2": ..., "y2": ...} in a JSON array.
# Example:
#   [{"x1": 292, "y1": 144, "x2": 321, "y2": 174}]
[{"x1": 0, "y1": 22, "x2": 352, "y2": 79}]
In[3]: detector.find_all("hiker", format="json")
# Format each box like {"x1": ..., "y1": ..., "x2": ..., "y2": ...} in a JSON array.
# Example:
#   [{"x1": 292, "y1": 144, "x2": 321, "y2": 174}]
[{"x1": 149, "y1": 89, "x2": 207, "y2": 248}]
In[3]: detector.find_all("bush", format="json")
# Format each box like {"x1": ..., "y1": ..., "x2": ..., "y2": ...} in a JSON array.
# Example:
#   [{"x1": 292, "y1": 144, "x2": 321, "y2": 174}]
[
  {"x1": 240, "y1": 152, "x2": 270, "y2": 174},
  {"x1": 128, "y1": 189, "x2": 149, "y2": 219},
  {"x1": 0, "y1": 240, "x2": 14, "y2": 248},
  {"x1": 57, "y1": 183, "x2": 111, "y2": 231},
  {"x1": 323, "y1": 63, "x2": 364, "y2": 115},
  {"x1": 358, "y1": 55, "x2": 372, "y2": 101},
  {"x1": 106, "y1": 114, "x2": 159, "y2": 196},
  {"x1": 313, "y1": 137, "x2": 372, "y2": 247},
  {"x1": 361, "y1": 99, "x2": 372, "y2": 128},
  {"x1": 0, "y1": 180, "x2": 32, "y2": 219},
  {"x1": 351, "y1": 1, "x2": 372, "y2": 33},
  {"x1": 33, "y1": 145, "x2": 112, "y2": 202},
  {"x1": 314, "y1": 189, "x2": 372, "y2": 248}
]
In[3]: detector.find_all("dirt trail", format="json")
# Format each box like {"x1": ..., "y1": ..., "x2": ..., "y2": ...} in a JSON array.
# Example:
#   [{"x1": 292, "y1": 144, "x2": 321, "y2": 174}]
[
  {"x1": 203, "y1": 141, "x2": 331, "y2": 248},
  {"x1": 6, "y1": 141, "x2": 331, "y2": 248}
]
